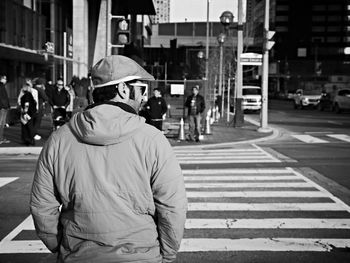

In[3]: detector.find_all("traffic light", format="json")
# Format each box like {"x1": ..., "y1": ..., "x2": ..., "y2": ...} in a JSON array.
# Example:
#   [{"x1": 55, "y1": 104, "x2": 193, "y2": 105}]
[
  {"x1": 264, "y1": 30, "x2": 275, "y2": 51},
  {"x1": 114, "y1": 18, "x2": 131, "y2": 45}
]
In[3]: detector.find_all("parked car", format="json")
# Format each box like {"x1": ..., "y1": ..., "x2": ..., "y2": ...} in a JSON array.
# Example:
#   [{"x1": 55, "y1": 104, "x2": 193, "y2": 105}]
[
  {"x1": 293, "y1": 88, "x2": 322, "y2": 109},
  {"x1": 242, "y1": 86, "x2": 262, "y2": 112},
  {"x1": 333, "y1": 88, "x2": 350, "y2": 113}
]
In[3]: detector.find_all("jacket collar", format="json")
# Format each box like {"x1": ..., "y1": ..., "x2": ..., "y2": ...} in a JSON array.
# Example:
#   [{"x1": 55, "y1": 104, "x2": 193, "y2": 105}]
[{"x1": 85, "y1": 101, "x2": 137, "y2": 115}]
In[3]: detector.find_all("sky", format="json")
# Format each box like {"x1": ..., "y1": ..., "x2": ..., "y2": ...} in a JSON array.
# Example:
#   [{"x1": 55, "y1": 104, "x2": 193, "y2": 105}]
[{"x1": 169, "y1": 0, "x2": 244, "y2": 23}]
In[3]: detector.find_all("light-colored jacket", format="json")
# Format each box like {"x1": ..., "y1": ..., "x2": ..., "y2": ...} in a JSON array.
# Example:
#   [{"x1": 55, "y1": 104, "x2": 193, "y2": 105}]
[{"x1": 30, "y1": 103, "x2": 187, "y2": 263}]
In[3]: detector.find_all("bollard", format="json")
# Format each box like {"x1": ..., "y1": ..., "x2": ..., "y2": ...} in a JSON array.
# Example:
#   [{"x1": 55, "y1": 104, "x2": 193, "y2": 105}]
[
  {"x1": 167, "y1": 104, "x2": 171, "y2": 118},
  {"x1": 178, "y1": 118, "x2": 186, "y2": 141},
  {"x1": 204, "y1": 115, "x2": 212, "y2": 135}
]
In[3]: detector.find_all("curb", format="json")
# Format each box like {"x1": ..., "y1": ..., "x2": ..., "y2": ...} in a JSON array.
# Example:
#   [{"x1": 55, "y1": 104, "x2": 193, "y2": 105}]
[{"x1": 0, "y1": 116, "x2": 281, "y2": 155}]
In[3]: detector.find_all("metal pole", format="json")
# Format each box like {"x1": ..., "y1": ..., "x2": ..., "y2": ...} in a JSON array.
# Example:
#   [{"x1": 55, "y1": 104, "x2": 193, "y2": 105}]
[
  {"x1": 234, "y1": 0, "x2": 244, "y2": 127},
  {"x1": 63, "y1": 32, "x2": 67, "y2": 85},
  {"x1": 106, "y1": 0, "x2": 112, "y2": 56},
  {"x1": 227, "y1": 63, "x2": 231, "y2": 122},
  {"x1": 219, "y1": 43, "x2": 223, "y2": 116},
  {"x1": 259, "y1": 0, "x2": 271, "y2": 132},
  {"x1": 205, "y1": 0, "x2": 210, "y2": 81}
]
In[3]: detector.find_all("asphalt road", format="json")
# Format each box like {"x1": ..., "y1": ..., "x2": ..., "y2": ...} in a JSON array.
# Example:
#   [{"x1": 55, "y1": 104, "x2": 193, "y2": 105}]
[{"x1": 1, "y1": 99, "x2": 350, "y2": 262}]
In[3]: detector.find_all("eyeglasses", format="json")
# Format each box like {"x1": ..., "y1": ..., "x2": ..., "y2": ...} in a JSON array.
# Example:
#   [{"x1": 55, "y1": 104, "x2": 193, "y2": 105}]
[{"x1": 126, "y1": 82, "x2": 147, "y2": 97}]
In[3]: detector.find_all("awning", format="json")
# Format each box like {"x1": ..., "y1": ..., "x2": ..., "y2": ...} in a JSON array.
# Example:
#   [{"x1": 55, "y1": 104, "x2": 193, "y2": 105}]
[
  {"x1": 0, "y1": 43, "x2": 48, "y2": 65},
  {"x1": 112, "y1": 0, "x2": 156, "y2": 15}
]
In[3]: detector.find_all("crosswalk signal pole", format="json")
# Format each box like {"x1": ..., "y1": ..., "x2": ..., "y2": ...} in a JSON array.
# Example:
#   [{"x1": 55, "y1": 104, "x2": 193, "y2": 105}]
[{"x1": 259, "y1": 0, "x2": 274, "y2": 133}]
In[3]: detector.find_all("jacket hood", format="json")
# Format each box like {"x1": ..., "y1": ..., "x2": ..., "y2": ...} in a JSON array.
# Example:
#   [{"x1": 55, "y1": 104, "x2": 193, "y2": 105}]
[{"x1": 69, "y1": 104, "x2": 145, "y2": 146}]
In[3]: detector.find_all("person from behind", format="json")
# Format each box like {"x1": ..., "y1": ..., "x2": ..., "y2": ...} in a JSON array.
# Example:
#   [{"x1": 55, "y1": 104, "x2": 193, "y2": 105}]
[
  {"x1": 30, "y1": 55, "x2": 187, "y2": 263},
  {"x1": 144, "y1": 88, "x2": 168, "y2": 131},
  {"x1": 19, "y1": 82, "x2": 37, "y2": 145},
  {"x1": 184, "y1": 85, "x2": 205, "y2": 142},
  {"x1": 65, "y1": 84, "x2": 76, "y2": 119},
  {"x1": 0, "y1": 75, "x2": 10, "y2": 144}
]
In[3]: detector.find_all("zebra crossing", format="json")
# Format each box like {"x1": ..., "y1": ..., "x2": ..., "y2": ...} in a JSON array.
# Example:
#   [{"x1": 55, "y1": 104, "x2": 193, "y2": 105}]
[
  {"x1": 290, "y1": 133, "x2": 350, "y2": 144},
  {"x1": 1, "y1": 146, "x2": 350, "y2": 259},
  {"x1": 175, "y1": 144, "x2": 281, "y2": 164}
]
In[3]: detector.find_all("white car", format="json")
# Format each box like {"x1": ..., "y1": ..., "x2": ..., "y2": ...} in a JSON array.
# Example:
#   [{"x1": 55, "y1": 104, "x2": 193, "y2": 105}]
[
  {"x1": 333, "y1": 88, "x2": 350, "y2": 113},
  {"x1": 242, "y1": 86, "x2": 262, "y2": 112},
  {"x1": 293, "y1": 88, "x2": 321, "y2": 109}
]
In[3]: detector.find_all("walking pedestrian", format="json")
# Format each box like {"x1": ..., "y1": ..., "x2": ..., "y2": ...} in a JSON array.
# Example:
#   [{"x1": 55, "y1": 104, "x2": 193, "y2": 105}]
[
  {"x1": 17, "y1": 78, "x2": 41, "y2": 140},
  {"x1": 184, "y1": 85, "x2": 205, "y2": 142},
  {"x1": 65, "y1": 84, "x2": 76, "y2": 119},
  {"x1": 32, "y1": 79, "x2": 49, "y2": 140},
  {"x1": 144, "y1": 88, "x2": 168, "y2": 130},
  {"x1": 19, "y1": 83, "x2": 37, "y2": 145},
  {"x1": 0, "y1": 75, "x2": 10, "y2": 144},
  {"x1": 30, "y1": 55, "x2": 187, "y2": 263}
]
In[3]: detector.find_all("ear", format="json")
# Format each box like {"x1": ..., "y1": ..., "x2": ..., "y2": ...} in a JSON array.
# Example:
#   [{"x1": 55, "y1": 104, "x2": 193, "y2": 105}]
[{"x1": 116, "y1": 82, "x2": 128, "y2": 99}]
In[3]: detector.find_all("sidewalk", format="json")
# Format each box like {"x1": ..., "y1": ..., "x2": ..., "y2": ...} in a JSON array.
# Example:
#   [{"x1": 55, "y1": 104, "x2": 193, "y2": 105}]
[{"x1": 0, "y1": 113, "x2": 278, "y2": 154}]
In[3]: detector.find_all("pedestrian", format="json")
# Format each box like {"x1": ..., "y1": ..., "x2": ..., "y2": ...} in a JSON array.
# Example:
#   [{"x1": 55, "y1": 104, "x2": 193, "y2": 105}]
[
  {"x1": 50, "y1": 79, "x2": 70, "y2": 127},
  {"x1": 17, "y1": 78, "x2": 41, "y2": 141},
  {"x1": 0, "y1": 75, "x2": 10, "y2": 144},
  {"x1": 32, "y1": 79, "x2": 49, "y2": 140},
  {"x1": 19, "y1": 83, "x2": 37, "y2": 146},
  {"x1": 184, "y1": 85, "x2": 205, "y2": 142},
  {"x1": 65, "y1": 84, "x2": 76, "y2": 119},
  {"x1": 144, "y1": 88, "x2": 168, "y2": 130},
  {"x1": 30, "y1": 55, "x2": 187, "y2": 263}
]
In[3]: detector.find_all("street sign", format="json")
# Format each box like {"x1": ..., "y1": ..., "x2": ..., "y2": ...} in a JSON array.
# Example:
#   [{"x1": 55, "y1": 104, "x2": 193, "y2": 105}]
[{"x1": 240, "y1": 53, "x2": 262, "y2": 66}]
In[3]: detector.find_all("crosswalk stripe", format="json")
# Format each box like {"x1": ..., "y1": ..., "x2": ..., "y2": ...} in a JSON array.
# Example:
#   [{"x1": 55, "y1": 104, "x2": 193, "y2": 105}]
[
  {"x1": 291, "y1": 134, "x2": 329, "y2": 143},
  {"x1": 185, "y1": 182, "x2": 311, "y2": 188},
  {"x1": 184, "y1": 175, "x2": 300, "y2": 181},
  {"x1": 185, "y1": 218, "x2": 350, "y2": 229},
  {"x1": 174, "y1": 148, "x2": 258, "y2": 153},
  {"x1": 0, "y1": 177, "x2": 18, "y2": 187},
  {"x1": 182, "y1": 168, "x2": 291, "y2": 174},
  {"x1": 187, "y1": 203, "x2": 346, "y2": 211},
  {"x1": 186, "y1": 191, "x2": 328, "y2": 198},
  {"x1": 327, "y1": 134, "x2": 350, "y2": 143},
  {"x1": 177, "y1": 155, "x2": 271, "y2": 160},
  {"x1": 179, "y1": 238, "x2": 350, "y2": 252},
  {"x1": 180, "y1": 159, "x2": 280, "y2": 164},
  {"x1": 0, "y1": 241, "x2": 49, "y2": 254}
]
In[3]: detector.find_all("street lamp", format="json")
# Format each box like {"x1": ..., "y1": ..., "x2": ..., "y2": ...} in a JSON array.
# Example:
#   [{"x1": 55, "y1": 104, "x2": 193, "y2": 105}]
[
  {"x1": 220, "y1": 8, "x2": 244, "y2": 127},
  {"x1": 217, "y1": 33, "x2": 226, "y2": 116}
]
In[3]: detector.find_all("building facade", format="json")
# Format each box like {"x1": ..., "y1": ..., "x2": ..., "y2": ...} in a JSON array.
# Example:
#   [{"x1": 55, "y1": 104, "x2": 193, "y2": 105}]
[
  {"x1": 0, "y1": 0, "x2": 155, "y2": 102},
  {"x1": 152, "y1": 0, "x2": 170, "y2": 24}
]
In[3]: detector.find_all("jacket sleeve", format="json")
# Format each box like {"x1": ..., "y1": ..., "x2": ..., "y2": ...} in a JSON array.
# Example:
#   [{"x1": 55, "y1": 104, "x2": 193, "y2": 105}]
[
  {"x1": 149, "y1": 133, "x2": 187, "y2": 263},
  {"x1": 30, "y1": 135, "x2": 62, "y2": 253},
  {"x1": 65, "y1": 91, "x2": 70, "y2": 108}
]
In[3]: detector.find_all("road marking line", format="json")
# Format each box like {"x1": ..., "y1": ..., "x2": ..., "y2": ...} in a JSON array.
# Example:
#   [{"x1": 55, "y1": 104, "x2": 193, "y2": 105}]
[
  {"x1": 0, "y1": 177, "x2": 18, "y2": 187},
  {"x1": 0, "y1": 216, "x2": 33, "y2": 243},
  {"x1": 327, "y1": 134, "x2": 350, "y2": 143},
  {"x1": 184, "y1": 175, "x2": 300, "y2": 181},
  {"x1": 174, "y1": 148, "x2": 258, "y2": 153},
  {"x1": 185, "y1": 182, "x2": 311, "y2": 188},
  {"x1": 176, "y1": 152, "x2": 267, "y2": 157},
  {"x1": 291, "y1": 135, "x2": 329, "y2": 143},
  {"x1": 182, "y1": 168, "x2": 292, "y2": 174},
  {"x1": 252, "y1": 144, "x2": 281, "y2": 162},
  {"x1": 187, "y1": 203, "x2": 345, "y2": 211},
  {"x1": 185, "y1": 218, "x2": 350, "y2": 229},
  {"x1": 0, "y1": 240, "x2": 49, "y2": 254},
  {"x1": 186, "y1": 191, "x2": 328, "y2": 198},
  {"x1": 177, "y1": 155, "x2": 277, "y2": 160},
  {"x1": 180, "y1": 159, "x2": 280, "y2": 164},
  {"x1": 286, "y1": 167, "x2": 350, "y2": 213},
  {"x1": 179, "y1": 238, "x2": 350, "y2": 252}
]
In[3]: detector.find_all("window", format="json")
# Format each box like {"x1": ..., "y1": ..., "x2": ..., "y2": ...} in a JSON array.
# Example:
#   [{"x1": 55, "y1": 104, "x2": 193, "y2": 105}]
[
  {"x1": 327, "y1": 37, "x2": 341, "y2": 43},
  {"x1": 328, "y1": 5, "x2": 342, "y2": 11},
  {"x1": 312, "y1": 16, "x2": 326, "y2": 22},
  {"x1": 328, "y1": 16, "x2": 341, "y2": 22},
  {"x1": 276, "y1": 16, "x2": 288, "y2": 22},
  {"x1": 312, "y1": 26, "x2": 325, "y2": 32},
  {"x1": 276, "y1": 5, "x2": 289, "y2": 11},
  {"x1": 327, "y1": 26, "x2": 341, "y2": 32},
  {"x1": 312, "y1": 5, "x2": 326, "y2": 11}
]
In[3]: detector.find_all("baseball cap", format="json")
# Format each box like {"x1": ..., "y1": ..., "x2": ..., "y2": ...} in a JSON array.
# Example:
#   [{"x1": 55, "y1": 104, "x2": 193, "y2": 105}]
[{"x1": 91, "y1": 55, "x2": 154, "y2": 88}]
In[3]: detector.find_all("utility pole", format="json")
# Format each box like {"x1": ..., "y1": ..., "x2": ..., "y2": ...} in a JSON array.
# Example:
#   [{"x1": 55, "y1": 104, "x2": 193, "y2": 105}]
[
  {"x1": 259, "y1": 0, "x2": 273, "y2": 133},
  {"x1": 106, "y1": 0, "x2": 112, "y2": 56},
  {"x1": 205, "y1": 0, "x2": 210, "y2": 81},
  {"x1": 234, "y1": 0, "x2": 244, "y2": 127}
]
